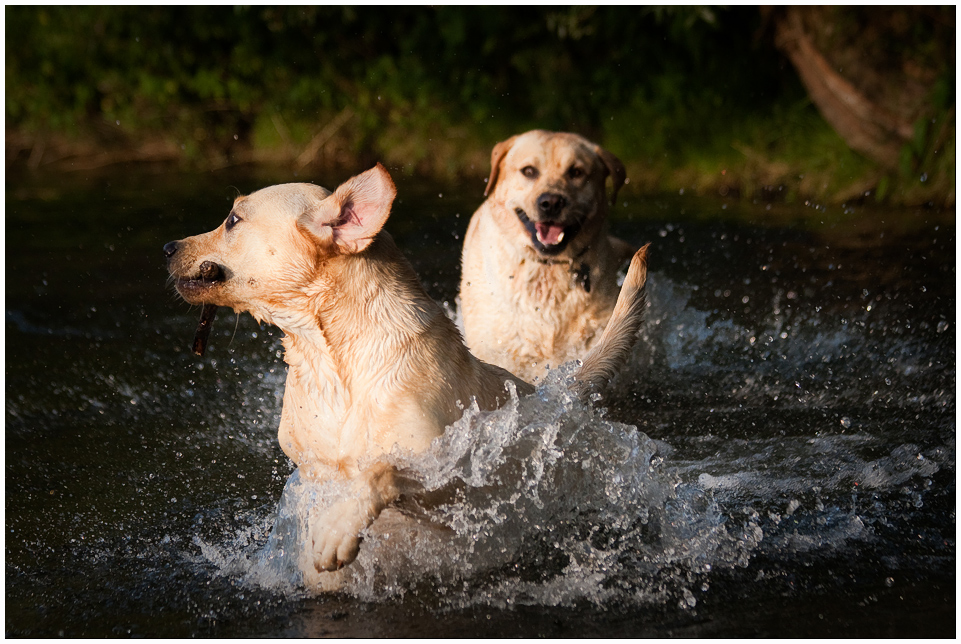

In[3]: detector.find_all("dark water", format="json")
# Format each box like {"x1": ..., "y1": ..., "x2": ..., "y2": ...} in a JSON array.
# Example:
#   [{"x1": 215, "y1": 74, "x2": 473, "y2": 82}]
[{"x1": 5, "y1": 167, "x2": 955, "y2": 637}]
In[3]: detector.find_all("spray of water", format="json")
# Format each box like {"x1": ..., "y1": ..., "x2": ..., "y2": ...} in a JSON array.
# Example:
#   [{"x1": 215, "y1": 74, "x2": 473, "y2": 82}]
[
  {"x1": 190, "y1": 273, "x2": 952, "y2": 610},
  {"x1": 193, "y1": 362, "x2": 766, "y2": 609}
]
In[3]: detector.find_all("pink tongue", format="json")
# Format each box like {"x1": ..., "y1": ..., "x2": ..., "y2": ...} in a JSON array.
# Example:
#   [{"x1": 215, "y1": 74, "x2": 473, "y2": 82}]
[{"x1": 535, "y1": 222, "x2": 565, "y2": 245}]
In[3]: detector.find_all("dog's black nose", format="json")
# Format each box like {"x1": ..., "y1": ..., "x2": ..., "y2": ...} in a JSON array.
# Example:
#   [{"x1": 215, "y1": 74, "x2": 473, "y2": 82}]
[
  {"x1": 537, "y1": 193, "x2": 567, "y2": 218},
  {"x1": 163, "y1": 241, "x2": 179, "y2": 260}
]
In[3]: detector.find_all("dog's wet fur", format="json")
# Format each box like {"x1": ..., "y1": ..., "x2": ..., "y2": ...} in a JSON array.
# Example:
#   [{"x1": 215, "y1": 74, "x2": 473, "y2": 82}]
[
  {"x1": 165, "y1": 164, "x2": 648, "y2": 588},
  {"x1": 460, "y1": 130, "x2": 643, "y2": 383}
]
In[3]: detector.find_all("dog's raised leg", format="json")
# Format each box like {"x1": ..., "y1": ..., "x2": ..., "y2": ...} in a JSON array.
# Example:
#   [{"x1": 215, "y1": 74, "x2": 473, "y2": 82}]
[{"x1": 307, "y1": 462, "x2": 402, "y2": 572}]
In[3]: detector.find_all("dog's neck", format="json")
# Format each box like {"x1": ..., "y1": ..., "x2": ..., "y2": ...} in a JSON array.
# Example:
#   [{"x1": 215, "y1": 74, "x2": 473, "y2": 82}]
[
  {"x1": 524, "y1": 242, "x2": 593, "y2": 291},
  {"x1": 272, "y1": 234, "x2": 445, "y2": 472},
  {"x1": 288, "y1": 233, "x2": 438, "y2": 384},
  {"x1": 529, "y1": 242, "x2": 590, "y2": 264}
]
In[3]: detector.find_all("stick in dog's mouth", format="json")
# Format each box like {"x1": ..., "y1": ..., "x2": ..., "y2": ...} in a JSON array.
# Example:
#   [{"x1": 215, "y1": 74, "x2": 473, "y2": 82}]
[
  {"x1": 189, "y1": 261, "x2": 223, "y2": 356},
  {"x1": 192, "y1": 303, "x2": 218, "y2": 356}
]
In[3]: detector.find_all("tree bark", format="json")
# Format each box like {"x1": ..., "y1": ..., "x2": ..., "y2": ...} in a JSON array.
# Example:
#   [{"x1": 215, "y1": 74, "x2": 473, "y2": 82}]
[{"x1": 773, "y1": 7, "x2": 915, "y2": 169}]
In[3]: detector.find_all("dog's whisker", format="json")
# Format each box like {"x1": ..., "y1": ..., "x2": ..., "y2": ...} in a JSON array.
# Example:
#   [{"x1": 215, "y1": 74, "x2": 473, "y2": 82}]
[{"x1": 229, "y1": 310, "x2": 241, "y2": 348}]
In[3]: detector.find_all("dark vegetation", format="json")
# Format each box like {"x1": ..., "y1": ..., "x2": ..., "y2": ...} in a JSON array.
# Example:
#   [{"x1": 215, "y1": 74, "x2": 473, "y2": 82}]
[{"x1": 5, "y1": 6, "x2": 954, "y2": 206}]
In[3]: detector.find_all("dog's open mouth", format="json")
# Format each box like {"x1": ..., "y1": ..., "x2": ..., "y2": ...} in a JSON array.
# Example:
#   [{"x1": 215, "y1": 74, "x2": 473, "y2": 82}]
[
  {"x1": 176, "y1": 260, "x2": 226, "y2": 297},
  {"x1": 515, "y1": 208, "x2": 579, "y2": 255}
]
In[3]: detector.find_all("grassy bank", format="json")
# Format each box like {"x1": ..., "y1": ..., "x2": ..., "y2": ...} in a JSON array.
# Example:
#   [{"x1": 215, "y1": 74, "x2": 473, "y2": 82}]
[{"x1": 6, "y1": 6, "x2": 954, "y2": 208}]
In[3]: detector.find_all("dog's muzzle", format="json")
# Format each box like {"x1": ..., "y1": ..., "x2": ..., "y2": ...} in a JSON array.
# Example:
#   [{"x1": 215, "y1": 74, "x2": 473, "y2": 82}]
[
  {"x1": 515, "y1": 192, "x2": 581, "y2": 255},
  {"x1": 164, "y1": 240, "x2": 226, "y2": 294},
  {"x1": 537, "y1": 193, "x2": 567, "y2": 218}
]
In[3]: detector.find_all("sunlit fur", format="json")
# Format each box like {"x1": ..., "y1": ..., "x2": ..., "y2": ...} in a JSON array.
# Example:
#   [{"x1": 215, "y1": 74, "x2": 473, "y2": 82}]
[
  {"x1": 166, "y1": 164, "x2": 647, "y2": 587},
  {"x1": 460, "y1": 130, "x2": 642, "y2": 383}
]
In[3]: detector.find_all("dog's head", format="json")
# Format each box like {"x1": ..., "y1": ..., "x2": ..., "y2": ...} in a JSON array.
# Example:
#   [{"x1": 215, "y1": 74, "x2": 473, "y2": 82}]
[
  {"x1": 483, "y1": 130, "x2": 626, "y2": 256},
  {"x1": 164, "y1": 164, "x2": 397, "y2": 325}
]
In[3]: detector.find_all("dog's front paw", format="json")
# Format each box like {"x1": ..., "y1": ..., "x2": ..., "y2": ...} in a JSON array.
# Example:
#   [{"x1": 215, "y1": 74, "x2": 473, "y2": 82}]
[{"x1": 309, "y1": 497, "x2": 372, "y2": 572}]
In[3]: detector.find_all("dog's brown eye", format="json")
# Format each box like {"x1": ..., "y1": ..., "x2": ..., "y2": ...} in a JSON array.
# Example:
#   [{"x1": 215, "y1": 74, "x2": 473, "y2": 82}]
[
  {"x1": 568, "y1": 166, "x2": 585, "y2": 179},
  {"x1": 521, "y1": 166, "x2": 539, "y2": 179},
  {"x1": 225, "y1": 212, "x2": 242, "y2": 231}
]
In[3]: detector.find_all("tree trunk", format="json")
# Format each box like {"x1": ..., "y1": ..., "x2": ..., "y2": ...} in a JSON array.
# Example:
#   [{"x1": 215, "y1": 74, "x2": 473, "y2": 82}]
[{"x1": 771, "y1": 6, "x2": 953, "y2": 170}]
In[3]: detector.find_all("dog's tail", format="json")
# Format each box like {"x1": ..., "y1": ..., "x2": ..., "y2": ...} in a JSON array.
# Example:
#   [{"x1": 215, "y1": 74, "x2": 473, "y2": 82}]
[{"x1": 573, "y1": 243, "x2": 650, "y2": 398}]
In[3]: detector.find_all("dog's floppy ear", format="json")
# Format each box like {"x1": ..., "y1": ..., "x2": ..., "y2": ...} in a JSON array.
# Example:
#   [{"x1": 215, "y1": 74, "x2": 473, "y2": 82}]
[
  {"x1": 484, "y1": 135, "x2": 518, "y2": 197},
  {"x1": 299, "y1": 163, "x2": 397, "y2": 254},
  {"x1": 595, "y1": 145, "x2": 627, "y2": 206}
]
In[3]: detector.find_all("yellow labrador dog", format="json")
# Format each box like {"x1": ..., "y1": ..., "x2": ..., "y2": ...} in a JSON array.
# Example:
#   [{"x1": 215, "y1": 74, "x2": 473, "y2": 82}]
[
  {"x1": 460, "y1": 130, "x2": 641, "y2": 382},
  {"x1": 164, "y1": 164, "x2": 648, "y2": 586}
]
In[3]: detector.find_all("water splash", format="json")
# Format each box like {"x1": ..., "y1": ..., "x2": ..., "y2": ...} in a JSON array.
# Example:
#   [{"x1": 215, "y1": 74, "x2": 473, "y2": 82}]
[
  {"x1": 189, "y1": 273, "x2": 952, "y2": 610},
  {"x1": 193, "y1": 364, "x2": 765, "y2": 608}
]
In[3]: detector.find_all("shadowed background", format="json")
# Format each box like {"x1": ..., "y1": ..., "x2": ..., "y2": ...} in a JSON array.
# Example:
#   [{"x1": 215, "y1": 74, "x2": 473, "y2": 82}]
[{"x1": 5, "y1": 6, "x2": 955, "y2": 206}]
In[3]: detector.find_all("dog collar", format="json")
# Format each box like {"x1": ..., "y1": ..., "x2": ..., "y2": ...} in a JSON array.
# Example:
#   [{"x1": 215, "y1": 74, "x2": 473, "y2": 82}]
[{"x1": 529, "y1": 246, "x2": 592, "y2": 292}]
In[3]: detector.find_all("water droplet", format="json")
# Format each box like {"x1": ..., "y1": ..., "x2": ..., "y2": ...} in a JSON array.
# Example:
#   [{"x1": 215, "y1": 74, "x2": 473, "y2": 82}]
[
  {"x1": 885, "y1": 576, "x2": 895, "y2": 587},
  {"x1": 840, "y1": 417, "x2": 852, "y2": 429}
]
